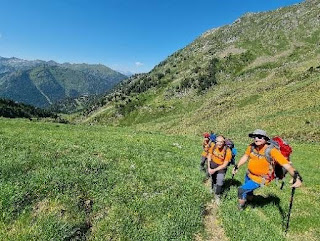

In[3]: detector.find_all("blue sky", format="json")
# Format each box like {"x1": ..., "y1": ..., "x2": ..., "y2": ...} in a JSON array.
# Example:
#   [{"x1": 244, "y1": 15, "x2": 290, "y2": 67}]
[{"x1": 0, "y1": 0, "x2": 303, "y2": 74}]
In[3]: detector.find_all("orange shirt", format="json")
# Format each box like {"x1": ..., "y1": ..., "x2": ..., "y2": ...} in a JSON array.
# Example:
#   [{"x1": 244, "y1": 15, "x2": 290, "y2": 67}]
[
  {"x1": 201, "y1": 139, "x2": 210, "y2": 157},
  {"x1": 245, "y1": 144, "x2": 290, "y2": 183},
  {"x1": 208, "y1": 145, "x2": 232, "y2": 165}
]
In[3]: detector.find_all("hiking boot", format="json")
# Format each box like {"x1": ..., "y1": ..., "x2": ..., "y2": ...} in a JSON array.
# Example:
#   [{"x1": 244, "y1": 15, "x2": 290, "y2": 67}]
[
  {"x1": 247, "y1": 195, "x2": 254, "y2": 202},
  {"x1": 212, "y1": 184, "x2": 217, "y2": 193},
  {"x1": 238, "y1": 204, "x2": 245, "y2": 211},
  {"x1": 214, "y1": 195, "x2": 221, "y2": 205}
]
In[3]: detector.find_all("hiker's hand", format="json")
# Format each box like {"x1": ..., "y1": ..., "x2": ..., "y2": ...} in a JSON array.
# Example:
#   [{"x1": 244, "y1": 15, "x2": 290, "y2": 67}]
[
  {"x1": 208, "y1": 168, "x2": 215, "y2": 175},
  {"x1": 291, "y1": 178, "x2": 302, "y2": 188}
]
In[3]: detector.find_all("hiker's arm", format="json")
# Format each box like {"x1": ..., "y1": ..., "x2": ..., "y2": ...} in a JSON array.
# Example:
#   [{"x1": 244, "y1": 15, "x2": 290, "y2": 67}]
[
  {"x1": 211, "y1": 149, "x2": 232, "y2": 174},
  {"x1": 211, "y1": 160, "x2": 229, "y2": 173},
  {"x1": 232, "y1": 154, "x2": 249, "y2": 174},
  {"x1": 271, "y1": 148, "x2": 302, "y2": 188},
  {"x1": 282, "y1": 164, "x2": 302, "y2": 188}
]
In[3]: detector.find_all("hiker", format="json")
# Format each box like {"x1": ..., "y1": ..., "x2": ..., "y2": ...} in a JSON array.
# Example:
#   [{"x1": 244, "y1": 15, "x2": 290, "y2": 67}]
[
  {"x1": 207, "y1": 135, "x2": 232, "y2": 204},
  {"x1": 233, "y1": 129, "x2": 302, "y2": 210},
  {"x1": 200, "y1": 132, "x2": 210, "y2": 172}
]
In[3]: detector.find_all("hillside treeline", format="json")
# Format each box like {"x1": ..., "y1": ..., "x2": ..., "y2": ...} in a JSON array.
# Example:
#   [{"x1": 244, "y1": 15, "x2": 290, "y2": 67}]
[{"x1": 0, "y1": 98, "x2": 58, "y2": 119}]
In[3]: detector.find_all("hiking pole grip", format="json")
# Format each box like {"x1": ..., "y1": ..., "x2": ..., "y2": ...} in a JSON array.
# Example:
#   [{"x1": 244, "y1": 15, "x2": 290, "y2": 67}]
[{"x1": 285, "y1": 173, "x2": 298, "y2": 234}]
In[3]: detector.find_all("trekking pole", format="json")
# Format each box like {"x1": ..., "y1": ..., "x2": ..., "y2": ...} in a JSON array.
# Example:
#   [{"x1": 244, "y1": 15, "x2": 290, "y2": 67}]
[{"x1": 285, "y1": 174, "x2": 297, "y2": 234}]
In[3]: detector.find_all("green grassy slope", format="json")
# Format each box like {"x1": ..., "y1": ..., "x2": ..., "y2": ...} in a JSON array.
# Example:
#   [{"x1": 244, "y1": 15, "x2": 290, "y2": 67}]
[
  {"x1": 84, "y1": 67, "x2": 320, "y2": 142},
  {"x1": 82, "y1": 0, "x2": 320, "y2": 142},
  {"x1": 0, "y1": 118, "x2": 208, "y2": 240},
  {"x1": 0, "y1": 118, "x2": 319, "y2": 240}
]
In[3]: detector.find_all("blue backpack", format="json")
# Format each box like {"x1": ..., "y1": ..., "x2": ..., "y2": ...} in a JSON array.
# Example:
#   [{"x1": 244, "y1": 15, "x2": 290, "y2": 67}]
[
  {"x1": 209, "y1": 133, "x2": 216, "y2": 142},
  {"x1": 225, "y1": 139, "x2": 237, "y2": 165}
]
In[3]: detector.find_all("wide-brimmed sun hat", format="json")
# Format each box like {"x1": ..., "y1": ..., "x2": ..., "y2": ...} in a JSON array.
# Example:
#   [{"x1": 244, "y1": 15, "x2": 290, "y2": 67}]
[{"x1": 248, "y1": 129, "x2": 270, "y2": 140}]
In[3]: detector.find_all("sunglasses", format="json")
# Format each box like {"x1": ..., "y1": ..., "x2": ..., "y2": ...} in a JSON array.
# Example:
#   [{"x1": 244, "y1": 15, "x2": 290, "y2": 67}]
[
  {"x1": 215, "y1": 140, "x2": 225, "y2": 143},
  {"x1": 253, "y1": 135, "x2": 266, "y2": 140}
]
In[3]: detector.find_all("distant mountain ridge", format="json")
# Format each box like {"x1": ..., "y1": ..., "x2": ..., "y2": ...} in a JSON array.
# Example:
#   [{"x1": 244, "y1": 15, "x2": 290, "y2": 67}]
[{"x1": 0, "y1": 57, "x2": 127, "y2": 108}]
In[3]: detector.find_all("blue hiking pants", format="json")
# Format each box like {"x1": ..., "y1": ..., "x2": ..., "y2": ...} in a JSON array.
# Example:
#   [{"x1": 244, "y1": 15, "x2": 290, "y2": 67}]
[{"x1": 238, "y1": 174, "x2": 261, "y2": 200}]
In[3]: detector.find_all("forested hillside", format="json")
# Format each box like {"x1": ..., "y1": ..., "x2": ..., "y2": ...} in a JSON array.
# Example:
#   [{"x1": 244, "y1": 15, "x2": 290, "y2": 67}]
[{"x1": 0, "y1": 98, "x2": 57, "y2": 119}]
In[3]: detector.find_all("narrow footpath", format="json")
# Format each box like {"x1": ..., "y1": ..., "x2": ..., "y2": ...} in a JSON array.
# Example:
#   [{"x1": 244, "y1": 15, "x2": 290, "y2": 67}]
[{"x1": 195, "y1": 180, "x2": 228, "y2": 241}]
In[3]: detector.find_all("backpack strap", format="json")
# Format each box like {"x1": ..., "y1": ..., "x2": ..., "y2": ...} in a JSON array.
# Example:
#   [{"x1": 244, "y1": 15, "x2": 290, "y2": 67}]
[
  {"x1": 250, "y1": 143, "x2": 274, "y2": 164},
  {"x1": 222, "y1": 145, "x2": 227, "y2": 160},
  {"x1": 250, "y1": 143, "x2": 276, "y2": 184},
  {"x1": 212, "y1": 145, "x2": 229, "y2": 162},
  {"x1": 264, "y1": 145, "x2": 273, "y2": 163}
]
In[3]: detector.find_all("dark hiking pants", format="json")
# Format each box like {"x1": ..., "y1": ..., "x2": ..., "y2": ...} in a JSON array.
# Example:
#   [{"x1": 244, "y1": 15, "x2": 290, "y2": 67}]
[
  {"x1": 210, "y1": 161, "x2": 226, "y2": 195},
  {"x1": 200, "y1": 156, "x2": 207, "y2": 170}
]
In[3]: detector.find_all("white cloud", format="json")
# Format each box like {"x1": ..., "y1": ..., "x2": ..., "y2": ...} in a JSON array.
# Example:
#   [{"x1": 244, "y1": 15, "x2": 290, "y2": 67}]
[{"x1": 135, "y1": 61, "x2": 144, "y2": 67}]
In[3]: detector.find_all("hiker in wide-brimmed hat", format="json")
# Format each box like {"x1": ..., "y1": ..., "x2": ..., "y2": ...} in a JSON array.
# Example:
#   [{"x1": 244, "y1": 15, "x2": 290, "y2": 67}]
[{"x1": 232, "y1": 129, "x2": 302, "y2": 210}]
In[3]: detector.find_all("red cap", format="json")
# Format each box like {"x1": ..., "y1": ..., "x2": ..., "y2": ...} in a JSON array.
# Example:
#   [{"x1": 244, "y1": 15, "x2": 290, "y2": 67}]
[{"x1": 203, "y1": 132, "x2": 210, "y2": 138}]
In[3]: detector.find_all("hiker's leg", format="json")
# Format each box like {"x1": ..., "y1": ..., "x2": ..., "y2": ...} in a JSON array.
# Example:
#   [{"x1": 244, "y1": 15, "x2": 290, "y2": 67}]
[
  {"x1": 247, "y1": 192, "x2": 254, "y2": 202},
  {"x1": 215, "y1": 172, "x2": 226, "y2": 195},
  {"x1": 282, "y1": 166, "x2": 288, "y2": 177},
  {"x1": 211, "y1": 172, "x2": 218, "y2": 192},
  {"x1": 210, "y1": 161, "x2": 218, "y2": 192},
  {"x1": 201, "y1": 157, "x2": 210, "y2": 177},
  {"x1": 238, "y1": 175, "x2": 260, "y2": 209},
  {"x1": 238, "y1": 182, "x2": 260, "y2": 202},
  {"x1": 275, "y1": 164, "x2": 286, "y2": 180},
  {"x1": 246, "y1": 175, "x2": 255, "y2": 201},
  {"x1": 279, "y1": 166, "x2": 288, "y2": 189},
  {"x1": 200, "y1": 156, "x2": 207, "y2": 170}
]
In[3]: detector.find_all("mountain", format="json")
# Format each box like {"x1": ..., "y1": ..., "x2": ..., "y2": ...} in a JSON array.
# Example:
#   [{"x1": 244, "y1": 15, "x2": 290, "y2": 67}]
[
  {"x1": 81, "y1": 0, "x2": 320, "y2": 142},
  {"x1": 0, "y1": 57, "x2": 127, "y2": 108}
]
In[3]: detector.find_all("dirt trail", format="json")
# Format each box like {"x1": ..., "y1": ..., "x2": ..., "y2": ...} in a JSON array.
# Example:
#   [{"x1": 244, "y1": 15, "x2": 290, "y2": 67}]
[{"x1": 195, "y1": 180, "x2": 228, "y2": 241}]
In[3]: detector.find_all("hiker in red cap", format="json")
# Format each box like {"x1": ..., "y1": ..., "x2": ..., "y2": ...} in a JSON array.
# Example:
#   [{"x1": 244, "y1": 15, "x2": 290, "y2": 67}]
[
  {"x1": 200, "y1": 132, "x2": 210, "y2": 174},
  {"x1": 233, "y1": 129, "x2": 303, "y2": 210}
]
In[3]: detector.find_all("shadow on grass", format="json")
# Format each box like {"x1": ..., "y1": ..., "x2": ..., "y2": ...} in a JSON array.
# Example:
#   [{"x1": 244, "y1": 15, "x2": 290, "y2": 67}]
[
  {"x1": 223, "y1": 178, "x2": 242, "y2": 190},
  {"x1": 222, "y1": 178, "x2": 242, "y2": 200},
  {"x1": 248, "y1": 194, "x2": 287, "y2": 227}
]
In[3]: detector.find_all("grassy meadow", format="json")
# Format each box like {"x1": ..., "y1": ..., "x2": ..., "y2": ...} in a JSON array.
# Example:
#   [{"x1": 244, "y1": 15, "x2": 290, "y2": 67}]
[
  {"x1": 0, "y1": 118, "x2": 208, "y2": 240},
  {"x1": 0, "y1": 118, "x2": 319, "y2": 240}
]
